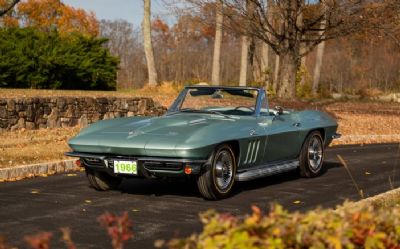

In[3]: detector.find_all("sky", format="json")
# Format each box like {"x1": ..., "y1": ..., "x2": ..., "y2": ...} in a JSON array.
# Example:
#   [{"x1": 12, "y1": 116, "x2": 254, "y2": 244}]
[{"x1": 62, "y1": 0, "x2": 171, "y2": 26}]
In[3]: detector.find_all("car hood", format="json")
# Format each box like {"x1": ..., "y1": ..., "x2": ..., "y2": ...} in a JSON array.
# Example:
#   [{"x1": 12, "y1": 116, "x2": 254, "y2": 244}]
[{"x1": 68, "y1": 113, "x2": 240, "y2": 157}]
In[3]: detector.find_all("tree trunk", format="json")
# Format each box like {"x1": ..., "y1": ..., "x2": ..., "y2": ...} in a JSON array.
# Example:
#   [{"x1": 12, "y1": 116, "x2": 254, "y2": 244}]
[
  {"x1": 312, "y1": 41, "x2": 325, "y2": 95},
  {"x1": 312, "y1": 6, "x2": 327, "y2": 95},
  {"x1": 211, "y1": 0, "x2": 223, "y2": 86},
  {"x1": 239, "y1": 35, "x2": 249, "y2": 86},
  {"x1": 277, "y1": 51, "x2": 298, "y2": 98},
  {"x1": 142, "y1": 0, "x2": 158, "y2": 87},
  {"x1": 273, "y1": 53, "x2": 280, "y2": 93},
  {"x1": 260, "y1": 42, "x2": 269, "y2": 88},
  {"x1": 0, "y1": 0, "x2": 20, "y2": 17}
]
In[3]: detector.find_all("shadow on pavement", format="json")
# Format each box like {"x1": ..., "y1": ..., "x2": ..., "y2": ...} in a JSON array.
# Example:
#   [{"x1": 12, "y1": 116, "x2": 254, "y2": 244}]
[{"x1": 115, "y1": 161, "x2": 342, "y2": 199}]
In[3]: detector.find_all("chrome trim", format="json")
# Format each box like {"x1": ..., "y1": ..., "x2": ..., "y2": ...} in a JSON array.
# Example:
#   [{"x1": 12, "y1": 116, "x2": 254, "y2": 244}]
[
  {"x1": 252, "y1": 140, "x2": 260, "y2": 163},
  {"x1": 332, "y1": 133, "x2": 342, "y2": 139},
  {"x1": 65, "y1": 152, "x2": 207, "y2": 164},
  {"x1": 236, "y1": 160, "x2": 299, "y2": 181},
  {"x1": 244, "y1": 141, "x2": 252, "y2": 164}
]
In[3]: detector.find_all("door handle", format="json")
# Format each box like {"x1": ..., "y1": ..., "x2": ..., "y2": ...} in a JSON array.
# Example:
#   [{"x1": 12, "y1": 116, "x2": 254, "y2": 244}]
[{"x1": 293, "y1": 122, "x2": 301, "y2": 127}]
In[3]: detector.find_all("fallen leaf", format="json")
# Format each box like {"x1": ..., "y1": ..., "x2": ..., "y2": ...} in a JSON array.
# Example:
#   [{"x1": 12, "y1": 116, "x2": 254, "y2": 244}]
[
  {"x1": 293, "y1": 200, "x2": 301, "y2": 204},
  {"x1": 365, "y1": 171, "x2": 371, "y2": 175},
  {"x1": 66, "y1": 173, "x2": 77, "y2": 177},
  {"x1": 85, "y1": 200, "x2": 92, "y2": 203},
  {"x1": 31, "y1": 190, "x2": 40, "y2": 194},
  {"x1": 131, "y1": 209, "x2": 140, "y2": 212}
]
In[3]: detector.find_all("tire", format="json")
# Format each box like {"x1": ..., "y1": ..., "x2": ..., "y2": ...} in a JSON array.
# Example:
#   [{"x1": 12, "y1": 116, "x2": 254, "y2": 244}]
[
  {"x1": 197, "y1": 144, "x2": 236, "y2": 200},
  {"x1": 86, "y1": 168, "x2": 122, "y2": 191},
  {"x1": 299, "y1": 131, "x2": 324, "y2": 178}
]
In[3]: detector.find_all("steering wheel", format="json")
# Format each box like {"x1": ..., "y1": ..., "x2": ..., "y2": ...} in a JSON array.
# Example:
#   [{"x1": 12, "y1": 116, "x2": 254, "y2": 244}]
[{"x1": 234, "y1": 106, "x2": 254, "y2": 112}]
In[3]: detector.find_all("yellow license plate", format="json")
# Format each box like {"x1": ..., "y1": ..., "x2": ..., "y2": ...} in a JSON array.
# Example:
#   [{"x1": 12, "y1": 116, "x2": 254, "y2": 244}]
[{"x1": 113, "y1": 160, "x2": 137, "y2": 175}]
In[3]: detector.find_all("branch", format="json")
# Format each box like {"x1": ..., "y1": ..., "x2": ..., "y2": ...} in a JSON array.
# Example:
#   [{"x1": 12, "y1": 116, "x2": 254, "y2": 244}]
[{"x1": 0, "y1": 0, "x2": 20, "y2": 17}]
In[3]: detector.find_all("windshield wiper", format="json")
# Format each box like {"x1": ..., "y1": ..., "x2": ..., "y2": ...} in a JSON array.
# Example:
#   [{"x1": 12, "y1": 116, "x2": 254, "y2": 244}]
[
  {"x1": 165, "y1": 108, "x2": 198, "y2": 116},
  {"x1": 167, "y1": 108, "x2": 235, "y2": 119},
  {"x1": 202, "y1": 110, "x2": 236, "y2": 119}
]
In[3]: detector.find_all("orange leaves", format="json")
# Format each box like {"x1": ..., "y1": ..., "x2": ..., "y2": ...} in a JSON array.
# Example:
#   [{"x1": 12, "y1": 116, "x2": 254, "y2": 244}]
[
  {"x1": 9, "y1": 0, "x2": 99, "y2": 36},
  {"x1": 152, "y1": 18, "x2": 169, "y2": 34}
]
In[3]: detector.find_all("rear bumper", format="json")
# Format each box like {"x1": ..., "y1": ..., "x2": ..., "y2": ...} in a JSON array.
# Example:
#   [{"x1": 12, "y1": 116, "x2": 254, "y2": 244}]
[
  {"x1": 65, "y1": 151, "x2": 207, "y2": 177},
  {"x1": 331, "y1": 133, "x2": 342, "y2": 139}
]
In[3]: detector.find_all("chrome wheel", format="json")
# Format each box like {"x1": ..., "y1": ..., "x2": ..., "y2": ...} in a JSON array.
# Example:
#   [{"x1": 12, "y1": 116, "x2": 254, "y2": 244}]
[
  {"x1": 214, "y1": 150, "x2": 234, "y2": 192},
  {"x1": 308, "y1": 136, "x2": 323, "y2": 172}
]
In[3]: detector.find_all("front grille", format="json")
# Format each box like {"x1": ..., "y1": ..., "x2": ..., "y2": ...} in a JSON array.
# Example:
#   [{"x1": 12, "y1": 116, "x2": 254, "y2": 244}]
[
  {"x1": 143, "y1": 161, "x2": 183, "y2": 171},
  {"x1": 82, "y1": 158, "x2": 105, "y2": 167}
]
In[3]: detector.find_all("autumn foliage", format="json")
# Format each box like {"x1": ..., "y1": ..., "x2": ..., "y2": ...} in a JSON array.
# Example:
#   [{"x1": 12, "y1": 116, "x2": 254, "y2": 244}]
[
  {"x1": 0, "y1": 0, "x2": 98, "y2": 36},
  {"x1": 167, "y1": 203, "x2": 400, "y2": 249}
]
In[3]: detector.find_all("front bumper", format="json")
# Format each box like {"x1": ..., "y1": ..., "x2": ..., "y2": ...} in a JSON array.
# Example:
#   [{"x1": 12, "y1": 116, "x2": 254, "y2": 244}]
[
  {"x1": 331, "y1": 133, "x2": 342, "y2": 139},
  {"x1": 65, "y1": 152, "x2": 207, "y2": 177}
]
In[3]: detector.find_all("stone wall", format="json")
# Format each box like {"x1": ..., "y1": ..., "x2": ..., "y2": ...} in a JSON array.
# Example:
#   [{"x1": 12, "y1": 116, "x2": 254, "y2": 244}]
[{"x1": 0, "y1": 97, "x2": 167, "y2": 132}]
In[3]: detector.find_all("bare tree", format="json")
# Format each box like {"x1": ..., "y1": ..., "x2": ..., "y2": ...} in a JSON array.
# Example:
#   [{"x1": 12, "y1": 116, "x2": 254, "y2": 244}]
[
  {"x1": 188, "y1": 0, "x2": 399, "y2": 98},
  {"x1": 142, "y1": 0, "x2": 158, "y2": 86},
  {"x1": 211, "y1": 0, "x2": 224, "y2": 85},
  {"x1": 239, "y1": 35, "x2": 250, "y2": 86},
  {"x1": 312, "y1": 17, "x2": 326, "y2": 95},
  {"x1": 0, "y1": 0, "x2": 20, "y2": 17},
  {"x1": 273, "y1": 53, "x2": 280, "y2": 92},
  {"x1": 101, "y1": 20, "x2": 146, "y2": 89}
]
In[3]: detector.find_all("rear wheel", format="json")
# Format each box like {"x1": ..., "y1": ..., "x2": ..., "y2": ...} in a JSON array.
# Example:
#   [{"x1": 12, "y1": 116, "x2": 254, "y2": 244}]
[
  {"x1": 86, "y1": 168, "x2": 122, "y2": 191},
  {"x1": 197, "y1": 144, "x2": 236, "y2": 200},
  {"x1": 299, "y1": 131, "x2": 324, "y2": 177}
]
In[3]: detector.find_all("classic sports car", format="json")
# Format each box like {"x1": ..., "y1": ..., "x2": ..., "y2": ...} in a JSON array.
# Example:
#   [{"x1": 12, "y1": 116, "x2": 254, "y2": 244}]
[{"x1": 66, "y1": 86, "x2": 340, "y2": 200}]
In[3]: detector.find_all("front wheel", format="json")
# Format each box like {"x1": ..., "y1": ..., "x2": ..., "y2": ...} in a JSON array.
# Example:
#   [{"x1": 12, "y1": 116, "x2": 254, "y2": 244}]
[
  {"x1": 86, "y1": 168, "x2": 122, "y2": 191},
  {"x1": 299, "y1": 131, "x2": 324, "y2": 178},
  {"x1": 197, "y1": 144, "x2": 236, "y2": 200}
]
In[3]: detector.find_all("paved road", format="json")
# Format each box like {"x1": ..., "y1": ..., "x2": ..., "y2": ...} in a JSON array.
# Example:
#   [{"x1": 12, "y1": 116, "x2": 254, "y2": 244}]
[{"x1": 0, "y1": 144, "x2": 399, "y2": 248}]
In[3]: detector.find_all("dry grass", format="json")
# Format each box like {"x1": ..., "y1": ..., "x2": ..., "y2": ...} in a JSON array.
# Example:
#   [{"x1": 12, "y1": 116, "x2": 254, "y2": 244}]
[
  {"x1": 1, "y1": 87, "x2": 400, "y2": 168},
  {"x1": 0, "y1": 127, "x2": 80, "y2": 168},
  {"x1": 327, "y1": 102, "x2": 400, "y2": 145},
  {"x1": 0, "y1": 84, "x2": 181, "y2": 107}
]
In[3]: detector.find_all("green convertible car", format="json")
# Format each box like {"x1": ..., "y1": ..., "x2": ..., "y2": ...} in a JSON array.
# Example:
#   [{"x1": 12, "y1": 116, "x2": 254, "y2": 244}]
[{"x1": 66, "y1": 86, "x2": 340, "y2": 200}]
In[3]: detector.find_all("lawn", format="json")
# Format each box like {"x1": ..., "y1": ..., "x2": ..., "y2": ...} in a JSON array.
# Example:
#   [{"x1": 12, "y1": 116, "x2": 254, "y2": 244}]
[{"x1": 1, "y1": 88, "x2": 400, "y2": 168}]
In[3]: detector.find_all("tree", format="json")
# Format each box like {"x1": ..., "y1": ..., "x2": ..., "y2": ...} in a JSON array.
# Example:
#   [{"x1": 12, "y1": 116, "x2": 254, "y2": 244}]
[
  {"x1": 189, "y1": 0, "x2": 400, "y2": 98},
  {"x1": 101, "y1": 19, "x2": 146, "y2": 89},
  {"x1": 1, "y1": 0, "x2": 99, "y2": 36},
  {"x1": 312, "y1": 17, "x2": 326, "y2": 95},
  {"x1": 0, "y1": 27, "x2": 118, "y2": 89},
  {"x1": 211, "y1": 0, "x2": 223, "y2": 86},
  {"x1": 239, "y1": 35, "x2": 249, "y2": 86},
  {"x1": 142, "y1": 0, "x2": 158, "y2": 86},
  {"x1": 0, "y1": 0, "x2": 19, "y2": 17}
]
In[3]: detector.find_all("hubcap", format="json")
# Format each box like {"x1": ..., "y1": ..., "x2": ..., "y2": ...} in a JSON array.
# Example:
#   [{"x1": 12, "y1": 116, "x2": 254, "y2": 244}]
[
  {"x1": 214, "y1": 150, "x2": 234, "y2": 191},
  {"x1": 308, "y1": 136, "x2": 323, "y2": 172}
]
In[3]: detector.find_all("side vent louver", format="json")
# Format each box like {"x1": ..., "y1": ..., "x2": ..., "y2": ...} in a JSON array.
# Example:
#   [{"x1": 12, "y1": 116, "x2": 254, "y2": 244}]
[{"x1": 244, "y1": 140, "x2": 261, "y2": 165}]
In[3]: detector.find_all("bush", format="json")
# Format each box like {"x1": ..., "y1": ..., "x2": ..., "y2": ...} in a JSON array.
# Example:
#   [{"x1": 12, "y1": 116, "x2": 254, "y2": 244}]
[
  {"x1": 167, "y1": 203, "x2": 400, "y2": 249},
  {"x1": 0, "y1": 28, "x2": 118, "y2": 90}
]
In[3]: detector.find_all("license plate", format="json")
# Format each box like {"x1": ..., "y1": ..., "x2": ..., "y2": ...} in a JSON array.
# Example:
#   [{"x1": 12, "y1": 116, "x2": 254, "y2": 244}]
[{"x1": 113, "y1": 160, "x2": 138, "y2": 175}]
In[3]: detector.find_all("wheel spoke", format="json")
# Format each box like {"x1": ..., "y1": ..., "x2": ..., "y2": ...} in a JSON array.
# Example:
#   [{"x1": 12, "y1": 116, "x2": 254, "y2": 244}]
[{"x1": 214, "y1": 149, "x2": 234, "y2": 191}]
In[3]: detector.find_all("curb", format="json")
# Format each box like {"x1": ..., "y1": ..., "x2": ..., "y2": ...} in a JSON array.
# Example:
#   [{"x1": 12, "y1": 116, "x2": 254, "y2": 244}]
[{"x1": 0, "y1": 160, "x2": 80, "y2": 182}]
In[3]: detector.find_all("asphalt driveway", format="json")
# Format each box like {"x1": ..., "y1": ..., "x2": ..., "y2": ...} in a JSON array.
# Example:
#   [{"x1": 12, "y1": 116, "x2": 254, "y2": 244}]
[{"x1": 0, "y1": 143, "x2": 399, "y2": 248}]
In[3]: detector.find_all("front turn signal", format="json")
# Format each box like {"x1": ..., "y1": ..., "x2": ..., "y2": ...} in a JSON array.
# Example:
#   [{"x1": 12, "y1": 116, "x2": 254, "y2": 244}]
[{"x1": 184, "y1": 165, "x2": 192, "y2": 175}]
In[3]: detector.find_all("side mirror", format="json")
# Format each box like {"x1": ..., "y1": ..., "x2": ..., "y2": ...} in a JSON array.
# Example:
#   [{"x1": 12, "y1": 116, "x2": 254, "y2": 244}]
[{"x1": 275, "y1": 106, "x2": 284, "y2": 115}]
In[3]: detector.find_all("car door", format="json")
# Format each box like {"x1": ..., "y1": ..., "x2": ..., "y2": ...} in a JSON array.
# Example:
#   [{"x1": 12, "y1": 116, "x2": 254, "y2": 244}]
[{"x1": 262, "y1": 113, "x2": 303, "y2": 163}]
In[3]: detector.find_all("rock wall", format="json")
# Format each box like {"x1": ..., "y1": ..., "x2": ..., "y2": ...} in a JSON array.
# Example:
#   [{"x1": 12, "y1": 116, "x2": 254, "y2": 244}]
[{"x1": 0, "y1": 97, "x2": 167, "y2": 132}]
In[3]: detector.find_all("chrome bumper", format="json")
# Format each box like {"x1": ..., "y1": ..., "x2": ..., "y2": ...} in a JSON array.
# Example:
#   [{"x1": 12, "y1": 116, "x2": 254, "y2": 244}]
[{"x1": 331, "y1": 133, "x2": 342, "y2": 139}]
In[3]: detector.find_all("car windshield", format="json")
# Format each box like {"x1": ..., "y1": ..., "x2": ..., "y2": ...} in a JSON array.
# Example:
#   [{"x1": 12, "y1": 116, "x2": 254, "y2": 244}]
[{"x1": 175, "y1": 88, "x2": 258, "y2": 116}]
